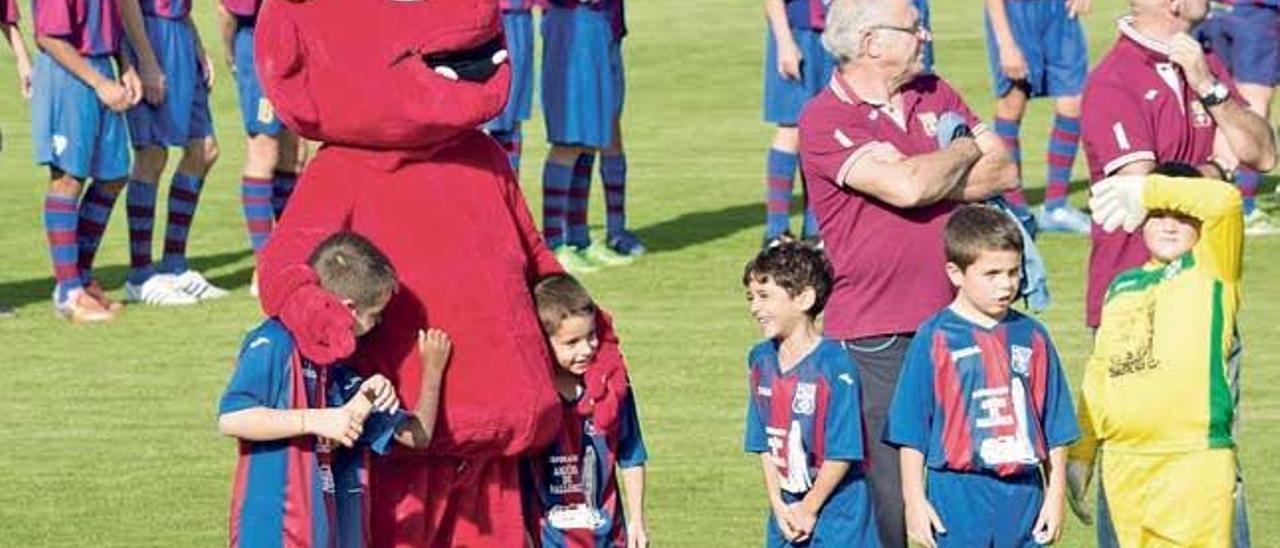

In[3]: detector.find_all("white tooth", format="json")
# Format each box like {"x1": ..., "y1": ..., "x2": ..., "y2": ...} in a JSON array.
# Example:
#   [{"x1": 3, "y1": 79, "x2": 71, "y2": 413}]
[
  {"x1": 434, "y1": 66, "x2": 459, "y2": 81},
  {"x1": 491, "y1": 49, "x2": 509, "y2": 65}
]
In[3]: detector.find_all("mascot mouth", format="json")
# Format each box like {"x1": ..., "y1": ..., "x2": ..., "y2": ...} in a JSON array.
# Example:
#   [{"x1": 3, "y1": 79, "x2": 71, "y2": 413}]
[{"x1": 392, "y1": 36, "x2": 508, "y2": 83}]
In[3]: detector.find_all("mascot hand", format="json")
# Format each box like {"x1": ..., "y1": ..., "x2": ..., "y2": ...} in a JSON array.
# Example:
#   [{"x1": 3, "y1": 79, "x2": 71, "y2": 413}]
[
  {"x1": 279, "y1": 283, "x2": 357, "y2": 365},
  {"x1": 1089, "y1": 175, "x2": 1148, "y2": 233}
]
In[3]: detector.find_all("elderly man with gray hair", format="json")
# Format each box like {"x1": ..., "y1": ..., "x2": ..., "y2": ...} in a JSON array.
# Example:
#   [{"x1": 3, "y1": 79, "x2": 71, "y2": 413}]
[{"x1": 797, "y1": 0, "x2": 1018, "y2": 546}]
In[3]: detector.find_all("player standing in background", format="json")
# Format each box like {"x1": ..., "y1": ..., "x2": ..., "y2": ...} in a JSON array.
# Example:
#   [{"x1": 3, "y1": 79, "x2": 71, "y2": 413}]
[
  {"x1": 1, "y1": 0, "x2": 32, "y2": 318},
  {"x1": 488, "y1": 0, "x2": 535, "y2": 179},
  {"x1": 984, "y1": 0, "x2": 1093, "y2": 233},
  {"x1": 217, "y1": 0, "x2": 303, "y2": 294},
  {"x1": 122, "y1": 0, "x2": 224, "y2": 306},
  {"x1": 1196, "y1": 0, "x2": 1280, "y2": 234}
]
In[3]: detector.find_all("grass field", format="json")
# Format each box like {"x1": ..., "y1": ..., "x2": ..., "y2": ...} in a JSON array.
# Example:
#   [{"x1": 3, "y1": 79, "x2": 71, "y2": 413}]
[{"x1": 1, "y1": 0, "x2": 1278, "y2": 545}]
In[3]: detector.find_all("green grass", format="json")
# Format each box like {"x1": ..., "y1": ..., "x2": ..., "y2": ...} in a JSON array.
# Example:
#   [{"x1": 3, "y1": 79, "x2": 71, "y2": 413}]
[{"x1": 1, "y1": 1, "x2": 1278, "y2": 545}]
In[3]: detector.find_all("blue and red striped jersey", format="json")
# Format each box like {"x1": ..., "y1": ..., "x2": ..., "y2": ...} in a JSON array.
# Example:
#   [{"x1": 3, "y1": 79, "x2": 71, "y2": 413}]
[
  {"x1": 2, "y1": 0, "x2": 19, "y2": 25},
  {"x1": 220, "y1": 319, "x2": 406, "y2": 548},
  {"x1": 33, "y1": 0, "x2": 121, "y2": 55},
  {"x1": 885, "y1": 308, "x2": 1079, "y2": 477},
  {"x1": 138, "y1": 0, "x2": 188, "y2": 20},
  {"x1": 521, "y1": 390, "x2": 647, "y2": 548},
  {"x1": 744, "y1": 339, "x2": 866, "y2": 494},
  {"x1": 544, "y1": 0, "x2": 625, "y2": 40},
  {"x1": 784, "y1": 0, "x2": 828, "y2": 31},
  {"x1": 219, "y1": 0, "x2": 259, "y2": 19}
]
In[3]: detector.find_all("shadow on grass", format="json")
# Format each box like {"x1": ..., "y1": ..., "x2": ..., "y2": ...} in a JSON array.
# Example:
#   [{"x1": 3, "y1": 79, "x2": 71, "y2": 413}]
[
  {"x1": 0, "y1": 248, "x2": 254, "y2": 309},
  {"x1": 632, "y1": 202, "x2": 763, "y2": 254}
]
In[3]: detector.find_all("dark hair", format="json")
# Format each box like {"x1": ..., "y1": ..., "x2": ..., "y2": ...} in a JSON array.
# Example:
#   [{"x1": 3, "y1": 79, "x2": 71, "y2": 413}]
[
  {"x1": 741, "y1": 242, "x2": 833, "y2": 318},
  {"x1": 533, "y1": 274, "x2": 597, "y2": 334},
  {"x1": 1152, "y1": 162, "x2": 1202, "y2": 178},
  {"x1": 307, "y1": 232, "x2": 398, "y2": 309},
  {"x1": 944, "y1": 204, "x2": 1024, "y2": 270}
]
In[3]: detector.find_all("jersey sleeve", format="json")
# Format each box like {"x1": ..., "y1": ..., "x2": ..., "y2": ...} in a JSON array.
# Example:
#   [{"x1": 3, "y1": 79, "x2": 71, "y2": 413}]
[
  {"x1": 821, "y1": 351, "x2": 865, "y2": 462},
  {"x1": 883, "y1": 330, "x2": 935, "y2": 451},
  {"x1": 1142, "y1": 175, "x2": 1244, "y2": 283},
  {"x1": 361, "y1": 411, "x2": 411, "y2": 455},
  {"x1": 33, "y1": 0, "x2": 73, "y2": 38},
  {"x1": 1082, "y1": 78, "x2": 1155, "y2": 177},
  {"x1": 1039, "y1": 333, "x2": 1081, "y2": 449},
  {"x1": 798, "y1": 100, "x2": 883, "y2": 191},
  {"x1": 744, "y1": 350, "x2": 769, "y2": 453},
  {"x1": 616, "y1": 391, "x2": 648, "y2": 469},
  {"x1": 219, "y1": 328, "x2": 292, "y2": 415},
  {"x1": 935, "y1": 78, "x2": 986, "y2": 135}
]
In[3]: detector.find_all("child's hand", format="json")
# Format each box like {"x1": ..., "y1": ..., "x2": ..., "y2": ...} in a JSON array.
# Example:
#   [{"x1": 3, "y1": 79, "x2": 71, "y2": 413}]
[
  {"x1": 905, "y1": 496, "x2": 946, "y2": 548},
  {"x1": 1032, "y1": 485, "x2": 1066, "y2": 545},
  {"x1": 94, "y1": 80, "x2": 131, "y2": 112},
  {"x1": 418, "y1": 328, "x2": 452, "y2": 375},
  {"x1": 776, "y1": 38, "x2": 802, "y2": 80},
  {"x1": 1065, "y1": 460, "x2": 1094, "y2": 525},
  {"x1": 119, "y1": 67, "x2": 143, "y2": 107},
  {"x1": 306, "y1": 408, "x2": 363, "y2": 448},
  {"x1": 138, "y1": 59, "x2": 166, "y2": 105},
  {"x1": 770, "y1": 504, "x2": 801, "y2": 542},
  {"x1": 786, "y1": 502, "x2": 816, "y2": 543},
  {"x1": 359, "y1": 374, "x2": 400, "y2": 414},
  {"x1": 625, "y1": 519, "x2": 648, "y2": 548}
]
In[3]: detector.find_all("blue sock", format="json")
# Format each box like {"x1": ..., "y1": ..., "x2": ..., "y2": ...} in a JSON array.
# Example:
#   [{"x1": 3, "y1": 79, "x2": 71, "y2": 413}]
[
  {"x1": 126, "y1": 179, "x2": 158, "y2": 284},
  {"x1": 600, "y1": 153, "x2": 628, "y2": 238},
  {"x1": 765, "y1": 148, "x2": 797, "y2": 239},
  {"x1": 1236, "y1": 168, "x2": 1260, "y2": 215},
  {"x1": 542, "y1": 160, "x2": 573, "y2": 249},
  {"x1": 567, "y1": 153, "x2": 595, "y2": 249}
]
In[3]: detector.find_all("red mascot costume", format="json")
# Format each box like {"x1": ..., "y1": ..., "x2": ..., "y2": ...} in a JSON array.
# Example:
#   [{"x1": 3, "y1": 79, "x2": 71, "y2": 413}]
[{"x1": 251, "y1": 0, "x2": 576, "y2": 545}]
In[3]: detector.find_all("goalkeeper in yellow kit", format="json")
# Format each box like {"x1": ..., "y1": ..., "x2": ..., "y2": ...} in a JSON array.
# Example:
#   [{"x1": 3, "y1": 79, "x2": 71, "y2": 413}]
[{"x1": 1067, "y1": 170, "x2": 1244, "y2": 547}]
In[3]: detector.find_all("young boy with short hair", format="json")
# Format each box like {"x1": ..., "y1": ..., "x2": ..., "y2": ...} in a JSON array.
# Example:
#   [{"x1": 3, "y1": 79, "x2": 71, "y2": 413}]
[
  {"x1": 885, "y1": 204, "x2": 1079, "y2": 547},
  {"x1": 523, "y1": 274, "x2": 649, "y2": 547},
  {"x1": 1069, "y1": 173, "x2": 1245, "y2": 547},
  {"x1": 742, "y1": 243, "x2": 878, "y2": 546},
  {"x1": 219, "y1": 232, "x2": 452, "y2": 547}
]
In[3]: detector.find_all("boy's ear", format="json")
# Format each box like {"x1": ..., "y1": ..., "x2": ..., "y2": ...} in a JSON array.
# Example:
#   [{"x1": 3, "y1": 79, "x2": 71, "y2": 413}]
[
  {"x1": 797, "y1": 287, "x2": 818, "y2": 314},
  {"x1": 945, "y1": 262, "x2": 965, "y2": 288}
]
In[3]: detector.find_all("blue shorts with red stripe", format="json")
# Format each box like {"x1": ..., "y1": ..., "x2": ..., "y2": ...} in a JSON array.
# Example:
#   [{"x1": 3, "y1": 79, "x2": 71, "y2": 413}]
[
  {"x1": 488, "y1": 9, "x2": 534, "y2": 132},
  {"x1": 764, "y1": 474, "x2": 879, "y2": 547},
  {"x1": 763, "y1": 26, "x2": 834, "y2": 126},
  {"x1": 983, "y1": 0, "x2": 1087, "y2": 98},
  {"x1": 232, "y1": 22, "x2": 285, "y2": 137},
  {"x1": 927, "y1": 468, "x2": 1045, "y2": 548},
  {"x1": 541, "y1": 6, "x2": 624, "y2": 148},
  {"x1": 125, "y1": 16, "x2": 214, "y2": 148},
  {"x1": 31, "y1": 53, "x2": 130, "y2": 180},
  {"x1": 1197, "y1": 3, "x2": 1280, "y2": 86}
]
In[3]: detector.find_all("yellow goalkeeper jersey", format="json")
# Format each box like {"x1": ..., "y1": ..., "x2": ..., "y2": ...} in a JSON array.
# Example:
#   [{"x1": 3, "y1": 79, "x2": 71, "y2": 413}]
[{"x1": 1072, "y1": 175, "x2": 1243, "y2": 462}]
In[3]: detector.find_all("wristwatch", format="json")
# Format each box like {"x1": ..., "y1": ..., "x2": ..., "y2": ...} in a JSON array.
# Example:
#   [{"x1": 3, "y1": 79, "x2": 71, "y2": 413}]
[{"x1": 1199, "y1": 81, "x2": 1230, "y2": 108}]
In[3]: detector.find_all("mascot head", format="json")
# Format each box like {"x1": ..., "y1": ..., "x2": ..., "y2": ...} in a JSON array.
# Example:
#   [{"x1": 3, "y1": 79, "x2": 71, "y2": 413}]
[{"x1": 254, "y1": 0, "x2": 511, "y2": 148}]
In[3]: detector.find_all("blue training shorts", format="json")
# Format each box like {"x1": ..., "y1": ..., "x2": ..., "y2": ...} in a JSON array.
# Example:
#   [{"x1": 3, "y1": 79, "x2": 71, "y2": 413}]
[
  {"x1": 31, "y1": 53, "x2": 130, "y2": 180},
  {"x1": 232, "y1": 22, "x2": 284, "y2": 137},
  {"x1": 489, "y1": 9, "x2": 534, "y2": 133},
  {"x1": 983, "y1": 0, "x2": 1087, "y2": 98},
  {"x1": 1197, "y1": 4, "x2": 1280, "y2": 87},
  {"x1": 125, "y1": 16, "x2": 214, "y2": 148},
  {"x1": 928, "y1": 469, "x2": 1045, "y2": 548},
  {"x1": 541, "y1": 6, "x2": 624, "y2": 148},
  {"x1": 763, "y1": 26, "x2": 834, "y2": 126}
]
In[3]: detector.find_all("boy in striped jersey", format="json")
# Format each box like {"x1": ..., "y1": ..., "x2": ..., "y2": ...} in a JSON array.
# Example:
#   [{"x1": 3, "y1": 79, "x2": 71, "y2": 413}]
[
  {"x1": 1069, "y1": 172, "x2": 1245, "y2": 547},
  {"x1": 219, "y1": 232, "x2": 451, "y2": 548},
  {"x1": 885, "y1": 204, "x2": 1079, "y2": 548}
]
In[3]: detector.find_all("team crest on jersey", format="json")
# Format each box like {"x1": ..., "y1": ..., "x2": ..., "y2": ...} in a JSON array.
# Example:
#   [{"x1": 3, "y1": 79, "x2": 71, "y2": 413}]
[
  {"x1": 1011, "y1": 345, "x2": 1032, "y2": 375},
  {"x1": 792, "y1": 383, "x2": 816, "y2": 415},
  {"x1": 918, "y1": 112, "x2": 939, "y2": 137},
  {"x1": 1190, "y1": 101, "x2": 1212, "y2": 129}
]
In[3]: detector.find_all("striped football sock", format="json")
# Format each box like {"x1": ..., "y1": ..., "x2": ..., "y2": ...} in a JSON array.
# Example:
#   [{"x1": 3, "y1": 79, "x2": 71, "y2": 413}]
[
  {"x1": 242, "y1": 175, "x2": 274, "y2": 256},
  {"x1": 160, "y1": 172, "x2": 204, "y2": 274},
  {"x1": 567, "y1": 152, "x2": 595, "y2": 249},
  {"x1": 126, "y1": 179, "x2": 158, "y2": 284},
  {"x1": 75, "y1": 179, "x2": 123, "y2": 284},
  {"x1": 542, "y1": 160, "x2": 573, "y2": 249},
  {"x1": 601, "y1": 153, "x2": 628, "y2": 238},
  {"x1": 765, "y1": 148, "x2": 797, "y2": 239},
  {"x1": 45, "y1": 193, "x2": 82, "y2": 302},
  {"x1": 1044, "y1": 114, "x2": 1081, "y2": 210},
  {"x1": 271, "y1": 170, "x2": 298, "y2": 220},
  {"x1": 994, "y1": 116, "x2": 1028, "y2": 207},
  {"x1": 1236, "y1": 168, "x2": 1259, "y2": 215}
]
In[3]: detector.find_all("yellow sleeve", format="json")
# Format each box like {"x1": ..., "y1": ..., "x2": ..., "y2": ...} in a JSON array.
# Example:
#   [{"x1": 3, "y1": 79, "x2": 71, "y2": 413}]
[
  {"x1": 1068, "y1": 351, "x2": 1107, "y2": 465},
  {"x1": 1142, "y1": 175, "x2": 1244, "y2": 282}
]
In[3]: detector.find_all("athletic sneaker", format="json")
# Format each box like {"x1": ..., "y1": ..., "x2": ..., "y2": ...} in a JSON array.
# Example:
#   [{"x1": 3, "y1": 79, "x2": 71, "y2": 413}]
[
  {"x1": 763, "y1": 231, "x2": 796, "y2": 249},
  {"x1": 0, "y1": 304, "x2": 13, "y2": 318},
  {"x1": 583, "y1": 240, "x2": 634, "y2": 266},
  {"x1": 554, "y1": 245, "x2": 600, "y2": 274},
  {"x1": 126, "y1": 274, "x2": 199, "y2": 306},
  {"x1": 172, "y1": 270, "x2": 230, "y2": 301},
  {"x1": 607, "y1": 230, "x2": 646, "y2": 257},
  {"x1": 54, "y1": 288, "x2": 117, "y2": 323},
  {"x1": 1244, "y1": 209, "x2": 1280, "y2": 236},
  {"x1": 83, "y1": 279, "x2": 124, "y2": 312},
  {"x1": 1039, "y1": 204, "x2": 1091, "y2": 234}
]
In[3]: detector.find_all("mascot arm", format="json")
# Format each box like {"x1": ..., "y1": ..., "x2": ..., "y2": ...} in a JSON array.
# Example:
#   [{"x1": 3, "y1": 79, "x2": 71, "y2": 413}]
[
  {"x1": 258, "y1": 167, "x2": 360, "y2": 365},
  {"x1": 580, "y1": 310, "x2": 632, "y2": 434}
]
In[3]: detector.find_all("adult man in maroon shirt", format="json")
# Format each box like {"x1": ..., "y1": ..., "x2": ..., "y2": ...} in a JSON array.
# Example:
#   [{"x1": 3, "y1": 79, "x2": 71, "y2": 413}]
[
  {"x1": 1081, "y1": 0, "x2": 1275, "y2": 329},
  {"x1": 798, "y1": 0, "x2": 1018, "y2": 544}
]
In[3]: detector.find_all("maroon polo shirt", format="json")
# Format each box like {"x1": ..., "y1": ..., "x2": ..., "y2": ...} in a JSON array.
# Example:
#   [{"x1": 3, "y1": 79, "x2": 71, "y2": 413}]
[
  {"x1": 1080, "y1": 17, "x2": 1241, "y2": 327},
  {"x1": 799, "y1": 73, "x2": 986, "y2": 340}
]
